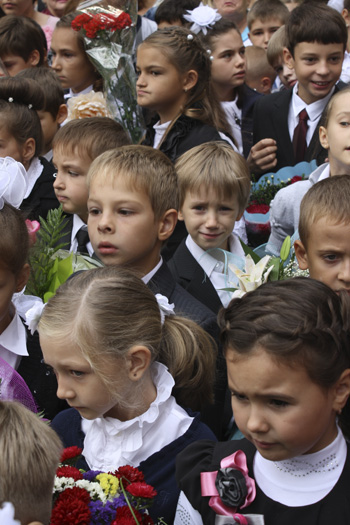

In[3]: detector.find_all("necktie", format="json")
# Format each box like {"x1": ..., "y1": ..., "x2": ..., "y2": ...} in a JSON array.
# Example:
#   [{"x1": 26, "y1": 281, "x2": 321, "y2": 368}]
[
  {"x1": 293, "y1": 108, "x2": 309, "y2": 164},
  {"x1": 76, "y1": 228, "x2": 90, "y2": 256}
]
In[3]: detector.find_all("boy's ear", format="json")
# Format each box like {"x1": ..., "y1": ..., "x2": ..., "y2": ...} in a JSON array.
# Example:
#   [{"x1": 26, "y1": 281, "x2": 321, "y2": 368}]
[
  {"x1": 294, "y1": 239, "x2": 309, "y2": 270},
  {"x1": 21, "y1": 137, "x2": 36, "y2": 164},
  {"x1": 15, "y1": 263, "x2": 30, "y2": 293},
  {"x1": 183, "y1": 69, "x2": 198, "y2": 92},
  {"x1": 158, "y1": 208, "x2": 178, "y2": 241},
  {"x1": 319, "y1": 126, "x2": 329, "y2": 150},
  {"x1": 342, "y1": 8, "x2": 350, "y2": 26},
  {"x1": 126, "y1": 345, "x2": 152, "y2": 381},
  {"x1": 332, "y1": 368, "x2": 350, "y2": 414},
  {"x1": 28, "y1": 49, "x2": 40, "y2": 67},
  {"x1": 283, "y1": 47, "x2": 294, "y2": 70},
  {"x1": 56, "y1": 104, "x2": 68, "y2": 125},
  {"x1": 261, "y1": 76, "x2": 272, "y2": 95}
]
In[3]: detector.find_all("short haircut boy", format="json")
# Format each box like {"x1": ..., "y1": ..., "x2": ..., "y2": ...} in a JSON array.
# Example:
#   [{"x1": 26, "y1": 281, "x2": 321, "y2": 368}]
[
  {"x1": 176, "y1": 141, "x2": 251, "y2": 215},
  {"x1": 87, "y1": 144, "x2": 178, "y2": 220},
  {"x1": 247, "y1": 0, "x2": 289, "y2": 30},
  {"x1": 0, "y1": 15, "x2": 47, "y2": 68},
  {"x1": 0, "y1": 401, "x2": 62, "y2": 525},
  {"x1": 53, "y1": 117, "x2": 131, "y2": 160},
  {"x1": 245, "y1": 46, "x2": 276, "y2": 95},
  {"x1": 155, "y1": 0, "x2": 200, "y2": 27},
  {"x1": 286, "y1": 3, "x2": 347, "y2": 57},
  {"x1": 266, "y1": 25, "x2": 287, "y2": 67}
]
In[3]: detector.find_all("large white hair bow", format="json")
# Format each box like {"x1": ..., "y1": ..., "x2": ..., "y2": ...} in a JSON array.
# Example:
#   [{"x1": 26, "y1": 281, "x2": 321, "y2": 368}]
[{"x1": 0, "y1": 156, "x2": 27, "y2": 210}]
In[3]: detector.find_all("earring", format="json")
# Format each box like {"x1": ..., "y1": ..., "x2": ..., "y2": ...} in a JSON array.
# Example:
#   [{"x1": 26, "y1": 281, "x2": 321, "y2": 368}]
[{"x1": 184, "y1": 87, "x2": 188, "y2": 93}]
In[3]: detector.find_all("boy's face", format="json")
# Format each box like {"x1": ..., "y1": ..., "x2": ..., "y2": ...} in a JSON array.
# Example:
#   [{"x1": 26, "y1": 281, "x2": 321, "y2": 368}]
[
  {"x1": 249, "y1": 18, "x2": 283, "y2": 50},
  {"x1": 38, "y1": 110, "x2": 60, "y2": 155},
  {"x1": 0, "y1": 51, "x2": 40, "y2": 77},
  {"x1": 87, "y1": 175, "x2": 167, "y2": 275},
  {"x1": 272, "y1": 55, "x2": 297, "y2": 89},
  {"x1": 284, "y1": 41, "x2": 344, "y2": 105},
  {"x1": 179, "y1": 185, "x2": 242, "y2": 252},
  {"x1": 52, "y1": 147, "x2": 91, "y2": 223},
  {"x1": 295, "y1": 217, "x2": 350, "y2": 293}
]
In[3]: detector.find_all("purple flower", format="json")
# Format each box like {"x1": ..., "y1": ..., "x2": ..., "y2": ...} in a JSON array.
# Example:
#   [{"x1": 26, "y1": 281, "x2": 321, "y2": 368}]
[
  {"x1": 89, "y1": 496, "x2": 127, "y2": 523},
  {"x1": 83, "y1": 470, "x2": 103, "y2": 481}
]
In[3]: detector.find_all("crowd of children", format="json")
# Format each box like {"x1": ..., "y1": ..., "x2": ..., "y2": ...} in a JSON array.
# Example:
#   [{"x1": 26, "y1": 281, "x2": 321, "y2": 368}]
[{"x1": 1, "y1": 0, "x2": 350, "y2": 523}]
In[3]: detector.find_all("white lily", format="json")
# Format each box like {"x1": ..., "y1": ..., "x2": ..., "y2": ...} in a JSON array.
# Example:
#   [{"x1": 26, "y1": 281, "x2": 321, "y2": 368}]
[{"x1": 229, "y1": 254, "x2": 273, "y2": 296}]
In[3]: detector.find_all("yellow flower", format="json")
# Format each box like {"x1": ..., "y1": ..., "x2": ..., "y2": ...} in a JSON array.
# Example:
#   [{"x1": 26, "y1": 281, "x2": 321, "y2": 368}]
[{"x1": 96, "y1": 473, "x2": 119, "y2": 498}]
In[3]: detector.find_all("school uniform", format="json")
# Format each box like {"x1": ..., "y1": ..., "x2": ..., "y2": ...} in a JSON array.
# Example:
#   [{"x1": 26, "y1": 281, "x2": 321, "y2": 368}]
[
  {"x1": 21, "y1": 156, "x2": 59, "y2": 221},
  {"x1": 57, "y1": 213, "x2": 94, "y2": 256}
]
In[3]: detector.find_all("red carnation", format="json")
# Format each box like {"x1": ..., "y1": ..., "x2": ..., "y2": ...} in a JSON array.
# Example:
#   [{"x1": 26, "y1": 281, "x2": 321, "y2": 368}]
[
  {"x1": 111, "y1": 505, "x2": 144, "y2": 524},
  {"x1": 56, "y1": 466, "x2": 83, "y2": 481},
  {"x1": 57, "y1": 486, "x2": 91, "y2": 505},
  {"x1": 290, "y1": 175, "x2": 302, "y2": 184},
  {"x1": 115, "y1": 465, "x2": 145, "y2": 486},
  {"x1": 51, "y1": 495, "x2": 90, "y2": 525},
  {"x1": 71, "y1": 13, "x2": 91, "y2": 30},
  {"x1": 246, "y1": 203, "x2": 270, "y2": 214},
  {"x1": 142, "y1": 515, "x2": 154, "y2": 524},
  {"x1": 60, "y1": 446, "x2": 83, "y2": 463},
  {"x1": 127, "y1": 482, "x2": 157, "y2": 499}
]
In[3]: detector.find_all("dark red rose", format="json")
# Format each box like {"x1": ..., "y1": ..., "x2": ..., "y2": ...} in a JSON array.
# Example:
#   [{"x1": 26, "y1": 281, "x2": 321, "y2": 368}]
[{"x1": 127, "y1": 482, "x2": 157, "y2": 499}]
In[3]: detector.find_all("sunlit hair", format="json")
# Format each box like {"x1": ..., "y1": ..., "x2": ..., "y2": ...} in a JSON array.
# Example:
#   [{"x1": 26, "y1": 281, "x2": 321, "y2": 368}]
[
  {"x1": 286, "y1": 3, "x2": 347, "y2": 57},
  {"x1": 87, "y1": 145, "x2": 179, "y2": 220},
  {"x1": 247, "y1": 0, "x2": 289, "y2": 30},
  {"x1": 0, "y1": 401, "x2": 62, "y2": 525},
  {"x1": 245, "y1": 46, "x2": 276, "y2": 89},
  {"x1": 53, "y1": 117, "x2": 131, "y2": 161},
  {"x1": 266, "y1": 25, "x2": 287, "y2": 66},
  {"x1": 39, "y1": 266, "x2": 216, "y2": 411},
  {"x1": 320, "y1": 87, "x2": 350, "y2": 129},
  {"x1": 0, "y1": 15, "x2": 47, "y2": 66},
  {"x1": 218, "y1": 277, "x2": 350, "y2": 438},
  {"x1": 0, "y1": 204, "x2": 29, "y2": 275},
  {"x1": 298, "y1": 175, "x2": 350, "y2": 247},
  {"x1": 0, "y1": 76, "x2": 44, "y2": 156},
  {"x1": 176, "y1": 141, "x2": 251, "y2": 214}
]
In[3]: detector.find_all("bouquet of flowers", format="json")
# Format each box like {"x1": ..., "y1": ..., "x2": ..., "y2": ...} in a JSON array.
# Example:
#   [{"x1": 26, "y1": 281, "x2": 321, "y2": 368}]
[
  {"x1": 51, "y1": 447, "x2": 165, "y2": 524},
  {"x1": 71, "y1": 1, "x2": 144, "y2": 143}
]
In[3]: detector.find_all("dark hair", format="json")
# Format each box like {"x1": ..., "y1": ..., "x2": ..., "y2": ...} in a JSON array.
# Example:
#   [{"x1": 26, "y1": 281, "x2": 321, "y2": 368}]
[
  {"x1": 0, "y1": 15, "x2": 47, "y2": 66},
  {"x1": 218, "y1": 277, "x2": 350, "y2": 438},
  {"x1": 16, "y1": 67, "x2": 64, "y2": 119},
  {"x1": 0, "y1": 77, "x2": 44, "y2": 156},
  {"x1": 0, "y1": 204, "x2": 29, "y2": 274},
  {"x1": 286, "y1": 3, "x2": 347, "y2": 56},
  {"x1": 247, "y1": 0, "x2": 289, "y2": 30},
  {"x1": 155, "y1": 0, "x2": 200, "y2": 26}
]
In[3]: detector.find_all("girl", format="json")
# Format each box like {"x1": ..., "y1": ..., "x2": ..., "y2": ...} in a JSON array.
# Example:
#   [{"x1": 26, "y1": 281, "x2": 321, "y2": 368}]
[
  {"x1": 267, "y1": 87, "x2": 350, "y2": 255},
  {"x1": 0, "y1": 76, "x2": 58, "y2": 221},
  {"x1": 176, "y1": 277, "x2": 350, "y2": 524},
  {"x1": 39, "y1": 266, "x2": 217, "y2": 524},
  {"x1": 50, "y1": 13, "x2": 102, "y2": 99},
  {"x1": 137, "y1": 26, "x2": 234, "y2": 163}
]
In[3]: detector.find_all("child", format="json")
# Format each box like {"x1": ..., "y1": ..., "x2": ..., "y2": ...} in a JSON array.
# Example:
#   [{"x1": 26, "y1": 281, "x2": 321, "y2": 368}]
[
  {"x1": 267, "y1": 25, "x2": 297, "y2": 90},
  {"x1": 0, "y1": 76, "x2": 58, "y2": 221},
  {"x1": 155, "y1": 0, "x2": 200, "y2": 28},
  {"x1": 247, "y1": 0, "x2": 289, "y2": 50},
  {"x1": 137, "y1": 26, "x2": 232, "y2": 163},
  {"x1": 168, "y1": 141, "x2": 251, "y2": 314},
  {"x1": 0, "y1": 401, "x2": 62, "y2": 525},
  {"x1": 52, "y1": 117, "x2": 130, "y2": 256},
  {"x1": 341, "y1": 0, "x2": 350, "y2": 83},
  {"x1": 51, "y1": 12, "x2": 102, "y2": 98},
  {"x1": 39, "y1": 266, "x2": 217, "y2": 523},
  {"x1": 0, "y1": 16, "x2": 48, "y2": 76},
  {"x1": 245, "y1": 45, "x2": 276, "y2": 95},
  {"x1": 253, "y1": 3, "x2": 347, "y2": 175},
  {"x1": 203, "y1": 0, "x2": 250, "y2": 44},
  {"x1": 16, "y1": 67, "x2": 67, "y2": 160},
  {"x1": 294, "y1": 175, "x2": 350, "y2": 293},
  {"x1": 175, "y1": 277, "x2": 350, "y2": 524},
  {"x1": 267, "y1": 88, "x2": 350, "y2": 255}
]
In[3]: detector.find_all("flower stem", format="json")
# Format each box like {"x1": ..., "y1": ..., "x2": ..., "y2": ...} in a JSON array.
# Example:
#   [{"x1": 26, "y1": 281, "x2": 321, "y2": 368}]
[{"x1": 119, "y1": 479, "x2": 140, "y2": 524}]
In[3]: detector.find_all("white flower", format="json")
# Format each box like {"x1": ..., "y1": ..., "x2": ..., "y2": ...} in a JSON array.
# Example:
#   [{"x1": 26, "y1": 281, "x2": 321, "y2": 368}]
[
  {"x1": 183, "y1": 2, "x2": 221, "y2": 35},
  {"x1": 25, "y1": 300, "x2": 45, "y2": 335},
  {"x1": 76, "y1": 480, "x2": 107, "y2": 502},
  {"x1": 54, "y1": 476, "x2": 75, "y2": 493},
  {"x1": 229, "y1": 254, "x2": 273, "y2": 296},
  {"x1": 67, "y1": 91, "x2": 112, "y2": 121}
]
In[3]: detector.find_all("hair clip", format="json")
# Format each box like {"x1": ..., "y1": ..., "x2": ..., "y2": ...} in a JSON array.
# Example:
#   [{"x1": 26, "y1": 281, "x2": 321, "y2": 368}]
[
  {"x1": 155, "y1": 294, "x2": 175, "y2": 325},
  {"x1": 8, "y1": 97, "x2": 13, "y2": 103},
  {"x1": 183, "y1": 2, "x2": 222, "y2": 35},
  {"x1": 187, "y1": 33, "x2": 194, "y2": 41},
  {"x1": 28, "y1": 104, "x2": 33, "y2": 109}
]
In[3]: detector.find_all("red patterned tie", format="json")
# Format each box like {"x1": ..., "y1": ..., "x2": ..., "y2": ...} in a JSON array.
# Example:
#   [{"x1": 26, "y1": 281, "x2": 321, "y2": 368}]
[{"x1": 293, "y1": 108, "x2": 309, "y2": 163}]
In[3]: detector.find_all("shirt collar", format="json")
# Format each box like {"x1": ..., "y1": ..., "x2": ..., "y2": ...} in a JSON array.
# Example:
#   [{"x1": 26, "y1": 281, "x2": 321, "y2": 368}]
[
  {"x1": 142, "y1": 257, "x2": 163, "y2": 284},
  {"x1": 292, "y1": 82, "x2": 335, "y2": 122},
  {"x1": 72, "y1": 214, "x2": 87, "y2": 240},
  {"x1": 0, "y1": 312, "x2": 28, "y2": 358}
]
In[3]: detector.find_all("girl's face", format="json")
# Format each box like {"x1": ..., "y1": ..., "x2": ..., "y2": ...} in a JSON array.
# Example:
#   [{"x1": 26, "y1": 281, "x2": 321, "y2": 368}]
[
  {"x1": 0, "y1": 264, "x2": 28, "y2": 334},
  {"x1": 136, "y1": 44, "x2": 192, "y2": 123},
  {"x1": 227, "y1": 346, "x2": 341, "y2": 461},
  {"x1": 50, "y1": 28, "x2": 97, "y2": 94},
  {"x1": 319, "y1": 93, "x2": 350, "y2": 176},
  {"x1": 0, "y1": 0, "x2": 32, "y2": 17},
  {"x1": 210, "y1": 29, "x2": 246, "y2": 101},
  {"x1": 0, "y1": 125, "x2": 30, "y2": 165}
]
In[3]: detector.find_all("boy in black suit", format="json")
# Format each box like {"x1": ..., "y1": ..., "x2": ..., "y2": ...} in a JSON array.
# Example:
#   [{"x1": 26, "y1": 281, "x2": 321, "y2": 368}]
[
  {"x1": 251, "y1": 3, "x2": 347, "y2": 176},
  {"x1": 168, "y1": 142, "x2": 251, "y2": 315}
]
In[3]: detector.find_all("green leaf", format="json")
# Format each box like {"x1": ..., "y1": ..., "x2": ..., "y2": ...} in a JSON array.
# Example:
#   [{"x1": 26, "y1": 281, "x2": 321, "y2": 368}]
[
  {"x1": 239, "y1": 239, "x2": 261, "y2": 264},
  {"x1": 280, "y1": 236, "x2": 291, "y2": 263},
  {"x1": 268, "y1": 258, "x2": 280, "y2": 281}
]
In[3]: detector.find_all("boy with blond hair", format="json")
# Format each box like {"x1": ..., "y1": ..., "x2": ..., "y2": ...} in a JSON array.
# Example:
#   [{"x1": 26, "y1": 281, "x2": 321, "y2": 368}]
[
  {"x1": 295, "y1": 175, "x2": 350, "y2": 293},
  {"x1": 267, "y1": 25, "x2": 297, "y2": 90},
  {"x1": 247, "y1": 0, "x2": 289, "y2": 50},
  {"x1": 168, "y1": 141, "x2": 251, "y2": 315},
  {"x1": 245, "y1": 45, "x2": 277, "y2": 95}
]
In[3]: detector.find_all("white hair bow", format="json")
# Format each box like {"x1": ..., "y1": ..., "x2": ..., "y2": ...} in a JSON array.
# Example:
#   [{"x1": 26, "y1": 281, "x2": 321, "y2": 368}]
[{"x1": 0, "y1": 157, "x2": 27, "y2": 210}]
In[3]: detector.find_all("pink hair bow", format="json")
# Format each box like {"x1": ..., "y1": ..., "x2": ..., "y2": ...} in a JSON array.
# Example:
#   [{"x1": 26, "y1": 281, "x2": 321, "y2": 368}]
[{"x1": 201, "y1": 450, "x2": 256, "y2": 522}]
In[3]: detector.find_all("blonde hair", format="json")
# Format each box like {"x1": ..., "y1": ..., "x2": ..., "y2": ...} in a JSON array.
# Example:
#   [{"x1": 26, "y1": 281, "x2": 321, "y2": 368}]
[
  {"x1": 245, "y1": 46, "x2": 276, "y2": 87},
  {"x1": 0, "y1": 401, "x2": 62, "y2": 525},
  {"x1": 266, "y1": 25, "x2": 287, "y2": 66},
  {"x1": 38, "y1": 267, "x2": 217, "y2": 411},
  {"x1": 321, "y1": 87, "x2": 350, "y2": 129},
  {"x1": 176, "y1": 141, "x2": 251, "y2": 214},
  {"x1": 247, "y1": 0, "x2": 289, "y2": 30},
  {"x1": 299, "y1": 175, "x2": 350, "y2": 247},
  {"x1": 87, "y1": 145, "x2": 179, "y2": 219}
]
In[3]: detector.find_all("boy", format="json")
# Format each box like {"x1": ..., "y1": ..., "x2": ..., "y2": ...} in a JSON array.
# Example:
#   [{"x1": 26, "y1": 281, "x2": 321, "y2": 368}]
[
  {"x1": 294, "y1": 175, "x2": 350, "y2": 293},
  {"x1": 245, "y1": 45, "x2": 277, "y2": 95},
  {"x1": 267, "y1": 25, "x2": 297, "y2": 90},
  {"x1": 155, "y1": 0, "x2": 200, "y2": 28},
  {"x1": 168, "y1": 142, "x2": 251, "y2": 315},
  {"x1": 16, "y1": 67, "x2": 67, "y2": 160},
  {"x1": 52, "y1": 117, "x2": 130, "y2": 256},
  {"x1": 0, "y1": 16, "x2": 47, "y2": 76},
  {"x1": 247, "y1": 0, "x2": 289, "y2": 50},
  {"x1": 0, "y1": 401, "x2": 62, "y2": 525},
  {"x1": 252, "y1": 3, "x2": 347, "y2": 175}
]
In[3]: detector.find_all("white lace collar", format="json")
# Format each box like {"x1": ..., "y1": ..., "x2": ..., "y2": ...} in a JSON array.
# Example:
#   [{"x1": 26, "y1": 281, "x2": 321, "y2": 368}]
[
  {"x1": 254, "y1": 428, "x2": 347, "y2": 506},
  {"x1": 24, "y1": 157, "x2": 43, "y2": 199},
  {"x1": 82, "y1": 362, "x2": 193, "y2": 470}
]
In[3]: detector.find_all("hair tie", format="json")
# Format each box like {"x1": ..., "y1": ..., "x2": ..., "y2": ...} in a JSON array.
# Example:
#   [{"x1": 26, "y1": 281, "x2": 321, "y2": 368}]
[
  {"x1": 155, "y1": 294, "x2": 175, "y2": 325},
  {"x1": 0, "y1": 157, "x2": 27, "y2": 210},
  {"x1": 183, "y1": 2, "x2": 222, "y2": 35},
  {"x1": 25, "y1": 300, "x2": 46, "y2": 335}
]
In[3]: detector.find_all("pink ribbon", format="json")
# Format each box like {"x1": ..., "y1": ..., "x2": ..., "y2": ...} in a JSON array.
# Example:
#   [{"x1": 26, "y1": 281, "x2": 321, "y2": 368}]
[{"x1": 201, "y1": 450, "x2": 256, "y2": 520}]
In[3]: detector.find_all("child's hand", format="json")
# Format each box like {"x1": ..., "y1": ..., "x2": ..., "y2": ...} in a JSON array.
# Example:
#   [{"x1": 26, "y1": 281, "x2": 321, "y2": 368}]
[{"x1": 247, "y1": 138, "x2": 277, "y2": 175}]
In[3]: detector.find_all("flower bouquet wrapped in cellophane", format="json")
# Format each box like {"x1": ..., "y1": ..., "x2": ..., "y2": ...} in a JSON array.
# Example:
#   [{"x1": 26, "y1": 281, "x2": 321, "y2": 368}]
[{"x1": 71, "y1": 0, "x2": 144, "y2": 143}]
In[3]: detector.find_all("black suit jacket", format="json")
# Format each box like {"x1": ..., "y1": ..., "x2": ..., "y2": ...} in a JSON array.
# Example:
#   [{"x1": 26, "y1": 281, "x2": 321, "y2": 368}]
[
  {"x1": 167, "y1": 239, "x2": 222, "y2": 316},
  {"x1": 21, "y1": 157, "x2": 59, "y2": 221},
  {"x1": 253, "y1": 83, "x2": 345, "y2": 174}
]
